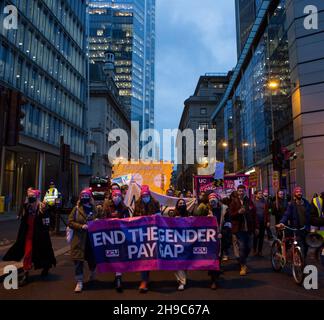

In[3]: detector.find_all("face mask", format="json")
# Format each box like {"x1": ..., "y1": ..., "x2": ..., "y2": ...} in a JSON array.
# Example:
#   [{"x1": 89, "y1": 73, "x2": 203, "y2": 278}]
[
  {"x1": 28, "y1": 197, "x2": 36, "y2": 204},
  {"x1": 81, "y1": 198, "x2": 90, "y2": 205},
  {"x1": 178, "y1": 204, "x2": 186, "y2": 210},
  {"x1": 142, "y1": 196, "x2": 150, "y2": 204},
  {"x1": 113, "y1": 196, "x2": 121, "y2": 205},
  {"x1": 209, "y1": 200, "x2": 217, "y2": 207}
]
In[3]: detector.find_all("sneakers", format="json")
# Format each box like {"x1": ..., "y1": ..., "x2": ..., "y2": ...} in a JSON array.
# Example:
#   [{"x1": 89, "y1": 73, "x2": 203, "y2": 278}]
[
  {"x1": 115, "y1": 276, "x2": 123, "y2": 293},
  {"x1": 177, "y1": 284, "x2": 185, "y2": 291},
  {"x1": 139, "y1": 281, "x2": 148, "y2": 293},
  {"x1": 74, "y1": 281, "x2": 83, "y2": 293},
  {"x1": 88, "y1": 271, "x2": 96, "y2": 282},
  {"x1": 239, "y1": 265, "x2": 248, "y2": 276}
]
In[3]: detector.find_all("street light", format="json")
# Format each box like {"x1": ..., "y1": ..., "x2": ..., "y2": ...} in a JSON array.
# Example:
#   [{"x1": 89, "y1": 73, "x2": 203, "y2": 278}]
[
  {"x1": 268, "y1": 79, "x2": 280, "y2": 141},
  {"x1": 222, "y1": 142, "x2": 228, "y2": 148}
]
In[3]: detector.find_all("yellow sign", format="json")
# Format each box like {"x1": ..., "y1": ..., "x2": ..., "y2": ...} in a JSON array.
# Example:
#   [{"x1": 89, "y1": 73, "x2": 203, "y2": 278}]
[
  {"x1": 0, "y1": 196, "x2": 5, "y2": 214},
  {"x1": 112, "y1": 161, "x2": 174, "y2": 195}
]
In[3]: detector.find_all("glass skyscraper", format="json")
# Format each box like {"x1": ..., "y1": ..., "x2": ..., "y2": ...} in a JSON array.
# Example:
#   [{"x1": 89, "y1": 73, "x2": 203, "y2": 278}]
[
  {"x1": 0, "y1": 0, "x2": 87, "y2": 209},
  {"x1": 88, "y1": 0, "x2": 155, "y2": 132}
]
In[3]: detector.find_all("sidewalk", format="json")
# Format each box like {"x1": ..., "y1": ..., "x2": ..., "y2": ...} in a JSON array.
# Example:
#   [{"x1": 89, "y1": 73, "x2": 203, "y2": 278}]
[{"x1": 0, "y1": 212, "x2": 19, "y2": 222}]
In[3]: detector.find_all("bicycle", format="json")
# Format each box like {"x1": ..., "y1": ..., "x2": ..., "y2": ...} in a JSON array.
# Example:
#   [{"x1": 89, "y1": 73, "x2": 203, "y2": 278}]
[
  {"x1": 271, "y1": 226, "x2": 306, "y2": 285},
  {"x1": 306, "y1": 229, "x2": 324, "y2": 269}
]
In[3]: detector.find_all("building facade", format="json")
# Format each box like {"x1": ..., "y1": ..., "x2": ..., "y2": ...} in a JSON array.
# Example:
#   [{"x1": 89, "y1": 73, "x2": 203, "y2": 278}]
[
  {"x1": 212, "y1": 0, "x2": 324, "y2": 199},
  {"x1": 87, "y1": 61, "x2": 131, "y2": 179},
  {"x1": 88, "y1": 0, "x2": 155, "y2": 133},
  {"x1": 0, "y1": 0, "x2": 87, "y2": 210},
  {"x1": 176, "y1": 74, "x2": 230, "y2": 191}
]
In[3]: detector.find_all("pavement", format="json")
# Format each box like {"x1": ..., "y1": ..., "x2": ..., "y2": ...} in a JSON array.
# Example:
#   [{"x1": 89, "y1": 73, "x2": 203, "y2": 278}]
[{"x1": 0, "y1": 216, "x2": 323, "y2": 300}]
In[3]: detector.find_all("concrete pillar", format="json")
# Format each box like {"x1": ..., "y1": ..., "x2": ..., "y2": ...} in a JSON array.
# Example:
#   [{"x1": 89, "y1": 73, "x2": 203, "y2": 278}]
[{"x1": 286, "y1": 0, "x2": 324, "y2": 199}]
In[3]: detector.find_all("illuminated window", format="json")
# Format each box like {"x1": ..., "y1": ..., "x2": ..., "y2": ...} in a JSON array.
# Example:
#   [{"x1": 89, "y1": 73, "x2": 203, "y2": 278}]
[{"x1": 97, "y1": 29, "x2": 104, "y2": 36}]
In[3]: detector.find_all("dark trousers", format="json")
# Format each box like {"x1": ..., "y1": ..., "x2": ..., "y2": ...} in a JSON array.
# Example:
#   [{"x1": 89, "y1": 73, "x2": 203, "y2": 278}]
[
  {"x1": 47, "y1": 206, "x2": 56, "y2": 231},
  {"x1": 235, "y1": 231, "x2": 252, "y2": 266},
  {"x1": 74, "y1": 260, "x2": 96, "y2": 281},
  {"x1": 141, "y1": 271, "x2": 150, "y2": 282},
  {"x1": 253, "y1": 224, "x2": 266, "y2": 253},
  {"x1": 221, "y1": 227, "x2": 232, "y2": 256}
]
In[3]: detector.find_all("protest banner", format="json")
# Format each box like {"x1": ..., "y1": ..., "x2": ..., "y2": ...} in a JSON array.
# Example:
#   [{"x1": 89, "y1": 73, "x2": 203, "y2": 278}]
[{"x1": 88, "y1": 215, "x2": 220, "y2": 273}]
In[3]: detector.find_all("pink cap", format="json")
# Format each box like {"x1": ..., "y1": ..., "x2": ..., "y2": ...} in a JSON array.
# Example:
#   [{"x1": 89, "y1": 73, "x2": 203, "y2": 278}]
[
  {"x1": 80, "y1": 188, "x2": 92, "y2": 197},
  {"x1": 208, "y1": 193, "x2": 219, "y2": 200},
  {"x1": 112, "y1": 189, "x2": 122, "y2": 197},
  {"x1": 141, "y1": 185, "x2": 150, "y2": 196}
]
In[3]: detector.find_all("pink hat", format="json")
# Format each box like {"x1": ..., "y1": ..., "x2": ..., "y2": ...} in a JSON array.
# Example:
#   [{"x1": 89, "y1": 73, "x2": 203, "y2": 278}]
[
  {"x1": 80, "y1": 188, "x2": 92, "y2": 198},
  {"x1": 33, "y1": 189, "x2": 41, "y2": 198},
  {"x1": 294, "y1": 186, "x2": 303, "y2": 194},
  {"x1": 112, "y1": 189, "x2": 122, "y2": 197},
  {"x1": 208, "y1": 193, "x2": 219, "y2": 200},
  {"x1": 141, "y1": 185, "x2": 151, "y2": 196}
]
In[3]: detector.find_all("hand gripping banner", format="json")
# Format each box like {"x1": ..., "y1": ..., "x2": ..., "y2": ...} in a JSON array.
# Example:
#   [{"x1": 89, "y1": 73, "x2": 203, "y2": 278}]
[{"x1": 88, "y1": 215, "x2": 220, "y2": 273}]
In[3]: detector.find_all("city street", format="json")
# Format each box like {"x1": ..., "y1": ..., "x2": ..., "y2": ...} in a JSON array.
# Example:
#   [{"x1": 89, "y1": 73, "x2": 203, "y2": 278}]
[{"x1": 1, "y1": 228, "x2": 323, "y2": 300}]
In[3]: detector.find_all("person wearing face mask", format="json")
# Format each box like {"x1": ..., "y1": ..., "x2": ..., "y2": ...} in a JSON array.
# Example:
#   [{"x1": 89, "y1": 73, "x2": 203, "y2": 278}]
[
  {"x1": 68, "y1": 189, "x2": 99, "y2": 293},
  {"x1": 102, "y1": 189, "x2": 130, "y2": 292},
  {"x1": 3, "y1": 189, "x2": 56, "y2": 286},
  {"x1": 173, "y1": 199, "x2": 189, "y2": 291},
  {"x1": 134, "y1": 185, "x2": 160, "y2": 293},
  {"x1": 276, "y1": 186, "x2": 311, "y2": 258}
]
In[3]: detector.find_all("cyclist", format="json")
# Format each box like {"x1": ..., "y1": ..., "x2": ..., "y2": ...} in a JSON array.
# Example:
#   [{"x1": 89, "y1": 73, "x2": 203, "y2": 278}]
[{"x1": 276, "y1": 186, "x2": 311, "y2": 258}]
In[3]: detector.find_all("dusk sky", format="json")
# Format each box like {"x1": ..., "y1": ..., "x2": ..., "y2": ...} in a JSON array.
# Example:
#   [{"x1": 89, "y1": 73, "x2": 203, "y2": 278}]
[{"x1": 155, "y1": 0, "x2": 237, "y2": 138}]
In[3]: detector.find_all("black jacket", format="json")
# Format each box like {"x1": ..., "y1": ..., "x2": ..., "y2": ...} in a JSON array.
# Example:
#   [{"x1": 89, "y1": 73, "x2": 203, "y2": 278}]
[{"x1": 3, "y1": 203, "x2": 56, "y2": 270}]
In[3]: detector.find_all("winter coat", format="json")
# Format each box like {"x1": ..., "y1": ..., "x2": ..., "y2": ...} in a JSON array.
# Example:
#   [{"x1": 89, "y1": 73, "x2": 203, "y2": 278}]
[
  {"x1": 229, "y1": 196, "x2": 256, "y2": 234},
  {"x1": 280, "y1": 198, "x2": 311, "y2": 231},
  {"x1": 68, "y1": 204, "x2": 99, "y2": 261},
  {"x1": 133, "y1": 196, "x2": 160, "y2": 216},
  {"x1": 272, "y1": 198, "x2": 288, "y2": 224},
  {"x1": 3, "y1": 203, "x2": 56, "y2": 270},
  {"x1": 102, "y1": 200, "x2": 130, "y2": 219}
]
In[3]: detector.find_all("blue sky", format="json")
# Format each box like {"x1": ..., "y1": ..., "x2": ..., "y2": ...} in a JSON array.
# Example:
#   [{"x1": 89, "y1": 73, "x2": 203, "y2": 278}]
[{"x1": 155, "y1": 0, "x2": 237, "y2": 137}]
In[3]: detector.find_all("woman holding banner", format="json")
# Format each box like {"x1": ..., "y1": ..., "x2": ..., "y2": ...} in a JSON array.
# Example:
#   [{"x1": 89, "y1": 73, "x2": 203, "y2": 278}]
[
  {"x1": 134, "y1": 185, "x2": 161, "y2": 293},
  {"x1": 68, "y1": 189, "x2": 99, "y2": 293},
  {"x1": 102, "y1": 189, "x2": 130, "y2": 292},
  {"x1": 173, "y1": 198, "x2": 190, "y2": 291}
]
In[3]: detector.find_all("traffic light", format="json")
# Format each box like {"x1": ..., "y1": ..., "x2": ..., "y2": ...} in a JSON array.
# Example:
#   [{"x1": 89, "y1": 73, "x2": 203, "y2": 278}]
[
  {"x1": 271, "y1": 139, "x2": 283, "y2": 171},
  {"x1": 5, "y1": 91, "x2": 27, "y2": 146}
]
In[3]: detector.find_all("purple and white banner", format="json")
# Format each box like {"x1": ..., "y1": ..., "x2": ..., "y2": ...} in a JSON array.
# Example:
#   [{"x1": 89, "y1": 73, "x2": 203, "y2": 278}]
[{"x1": 88, "y1": 215, "x2": 220, "y2": 273}]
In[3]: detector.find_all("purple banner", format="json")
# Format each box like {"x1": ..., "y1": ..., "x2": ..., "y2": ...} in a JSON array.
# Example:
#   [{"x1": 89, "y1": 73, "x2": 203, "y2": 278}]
[{"x1": 88, "y1": 215, "x2": 220, "y2": 273}]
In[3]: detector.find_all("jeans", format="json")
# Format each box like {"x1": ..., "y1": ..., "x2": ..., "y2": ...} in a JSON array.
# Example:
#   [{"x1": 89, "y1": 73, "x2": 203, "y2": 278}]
[
  {"x1": 253, "y1": 224, "x2": 265, "y2": 253},
  {"x1": 234, "y1": 231, "x2": 253, "y2": 266}
]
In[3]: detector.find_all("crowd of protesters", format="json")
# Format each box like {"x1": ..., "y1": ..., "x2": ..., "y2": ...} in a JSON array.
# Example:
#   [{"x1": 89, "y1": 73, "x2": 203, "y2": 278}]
[{"x1": 3, "y1": 181, "x2": 324, "y2": 293}]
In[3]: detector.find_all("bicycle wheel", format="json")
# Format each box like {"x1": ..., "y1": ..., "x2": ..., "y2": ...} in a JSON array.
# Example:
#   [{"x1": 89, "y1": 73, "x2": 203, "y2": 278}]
[
  {"x1": 271, "y1": 240, "x2": 283, "y2": 272},
  {"x1": 292, "y1": 247, "x2": 305, "y2": 285}
]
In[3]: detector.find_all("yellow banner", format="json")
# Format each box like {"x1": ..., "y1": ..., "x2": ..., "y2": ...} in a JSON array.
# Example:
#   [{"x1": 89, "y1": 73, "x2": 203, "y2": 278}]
[{"x1": 112, "y1": 161, "x2": 174, "y2": 195}]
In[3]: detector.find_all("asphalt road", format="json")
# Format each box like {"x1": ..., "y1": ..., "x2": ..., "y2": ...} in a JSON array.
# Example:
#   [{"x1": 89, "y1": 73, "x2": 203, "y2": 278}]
[{"x1": 1, "y1": 246, "x2": 323, "y2": 300}]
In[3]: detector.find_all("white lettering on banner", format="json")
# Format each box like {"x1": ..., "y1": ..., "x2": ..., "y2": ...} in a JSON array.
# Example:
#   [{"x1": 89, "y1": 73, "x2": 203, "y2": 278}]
[
  {"x1": 3, "y1": 5, "x2": 18, "y2": 30},
  {"x1": 128, "y1": 242, "x2": 156, "y2": 259},
  {"x1": 159, "y1": 244, "x2": 184, "y2": 258},
  {"x1": 92, "y1": 230, "x2": 126, "y2": 247}
]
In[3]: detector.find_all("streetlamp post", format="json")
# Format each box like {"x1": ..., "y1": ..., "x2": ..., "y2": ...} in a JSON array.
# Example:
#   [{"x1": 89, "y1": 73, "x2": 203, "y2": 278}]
[{"x1": 268, "y1": 80, "x2": 279, "y2": 141}]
